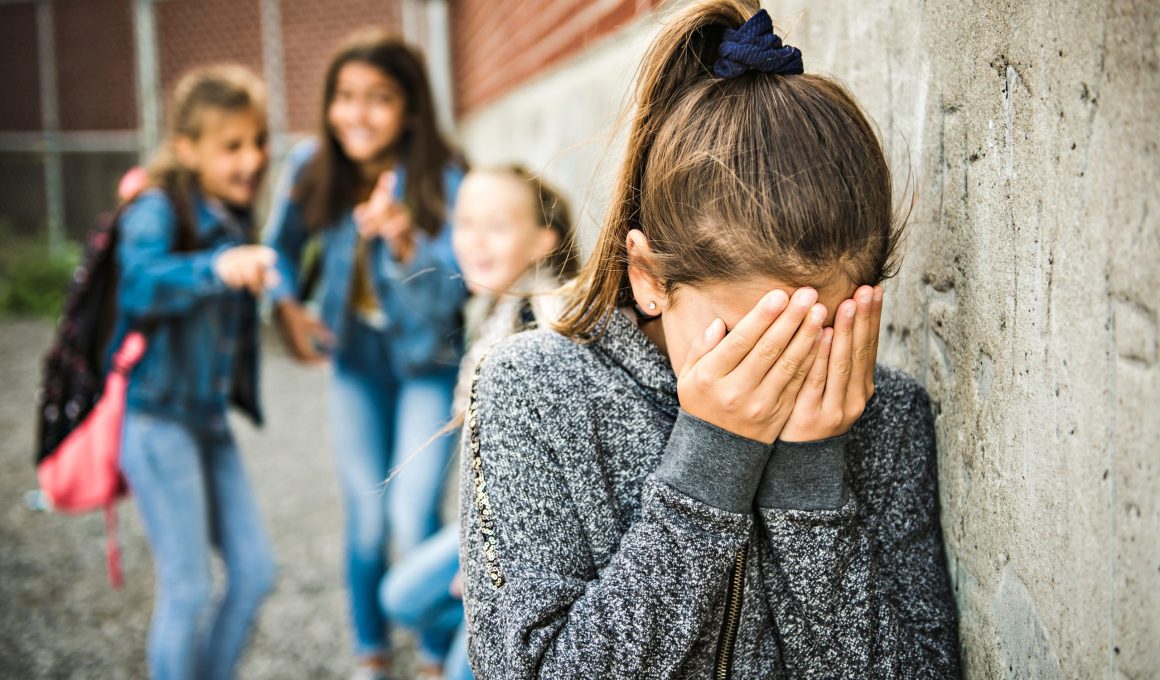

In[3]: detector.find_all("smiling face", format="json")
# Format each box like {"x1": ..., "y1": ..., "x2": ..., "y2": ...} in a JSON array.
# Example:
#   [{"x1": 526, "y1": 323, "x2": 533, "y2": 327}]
[
  {"x1": 176, "y1": 107, "x2": 268, "y2": 208},
  {"x1": 452, "y1": 171, "x2": 560, "y2": 295},
  {"x1": 327, "y1": 61, "x2": 407, "y2": 167}
]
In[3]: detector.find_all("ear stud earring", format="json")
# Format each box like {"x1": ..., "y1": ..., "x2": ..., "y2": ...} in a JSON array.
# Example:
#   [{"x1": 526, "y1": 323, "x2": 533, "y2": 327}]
[{"x1": 647, "y1": 302, "x2": 657, "y2": 311}]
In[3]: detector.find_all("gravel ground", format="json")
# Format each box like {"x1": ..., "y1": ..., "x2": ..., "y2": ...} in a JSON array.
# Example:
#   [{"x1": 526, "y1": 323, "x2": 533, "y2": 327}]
[{"x1": 0, "y1": 318, "x2": 438, "y2": 679}]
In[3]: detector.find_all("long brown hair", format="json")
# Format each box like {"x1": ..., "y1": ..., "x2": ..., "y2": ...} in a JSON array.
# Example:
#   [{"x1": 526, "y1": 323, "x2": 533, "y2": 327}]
[
  {"x1": 556, "y1": 0, "x2": 905, "y2": 338},
  {"x1": 142, "y1": 64, "x2": 266, "y2": 250},
  {"x1": 296, "y1": 28, "x2": 459, "y2": 235}
]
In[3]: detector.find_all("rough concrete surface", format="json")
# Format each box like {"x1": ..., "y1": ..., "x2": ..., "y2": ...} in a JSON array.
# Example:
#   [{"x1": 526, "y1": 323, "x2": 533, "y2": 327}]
[{"x1": 459, "y1": 1, "x2": 1159, "y2": 677}]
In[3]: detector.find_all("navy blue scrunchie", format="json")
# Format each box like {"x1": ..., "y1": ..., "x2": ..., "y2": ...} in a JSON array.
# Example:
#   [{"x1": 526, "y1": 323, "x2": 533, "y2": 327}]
[{"x1": 713, "y1": 9, "x2": 803, "y2": 79}]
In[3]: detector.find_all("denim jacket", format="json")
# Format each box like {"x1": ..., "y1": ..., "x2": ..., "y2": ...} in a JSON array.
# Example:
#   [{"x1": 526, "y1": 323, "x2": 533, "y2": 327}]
[
  {"x1": 113, "y1": 189, "x2": 262, "y2": 425},
  {"x1": 263, "y1": 138, "x2": 466, "y2": 377}
]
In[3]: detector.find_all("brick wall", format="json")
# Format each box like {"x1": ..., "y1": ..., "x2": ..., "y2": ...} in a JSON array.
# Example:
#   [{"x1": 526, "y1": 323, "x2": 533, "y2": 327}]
[
  {"x1": 155, "y1": 0, "x2": 264, "y2": 106},
  {"x1": 55, "y1": 0, "x2": 137, "y2": 131},
  {"x1": 0, "y1": 0, "x2": 404, "y2": 236},
  {"x1": 281, "y1": 0, "x2": 401, "y2": 133},
  {"x1": 0, "y1": 3, "x2": 42, "y2": 131},
  {"x1": 449, "y1": 0, "x2": 660, "y2": 117},
  {"x1": 1, "y1": 0, "x2": 405, "y2": 135}
]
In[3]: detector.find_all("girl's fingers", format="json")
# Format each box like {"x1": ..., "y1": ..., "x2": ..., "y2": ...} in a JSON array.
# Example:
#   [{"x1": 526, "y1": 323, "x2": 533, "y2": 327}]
[
  {"x1": 731, "y1": 287, "x2": 816, "y2": 383},
  {"x1": 774, "y1": 312, "x2": 825, "y2": 402},
  {"x1": 370, "y1": 171, "x2": 396, "y2": 207},
  {"x1": 252, "y1": 245, "x2": 277, "y2": 267},
  {"x1": 850, "y1": 285, "x2": 875, "y2": 398},
  {"x1": 381, "y1": 212, "x2": 410, "y2": 240},
  {"x1": 247, "y1": 265, "x2": 266, "y2": 294},
  {"x1": 680, "y1": 318, "x2": 726, "y2": 380},
  {"x1": 307, "y1": 316, "x2": 337, "y2": 348},
  {"x1": 263, "y1": 267, "x2": 281, "y2": 291},
  {"x1": 699, "y1": 290, "x2": 789, "y2": 377},
  {"x1": 377, "y1": 170, "x2": 397, "y2": 197},
  {"x1": 823, "y1": 298, "x2": 856, "y2": 413},
  {"x1": 798, "y1": 326, "x2": 832, "y2": 408},
  {"x1": 353, "y1": 204, "x2": 374, "y2": 236},
  {"x1": 758, "y1": 301, "x2": 825, "y2": 396}
]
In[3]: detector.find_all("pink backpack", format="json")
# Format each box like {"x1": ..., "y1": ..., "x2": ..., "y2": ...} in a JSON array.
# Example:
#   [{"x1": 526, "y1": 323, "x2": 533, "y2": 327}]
[
  {"x1": 35, "y1": 195, "x2": 190, "y2": 588},
  {"x1": 37, "y1": 332, "x2": 146, "y2": 588}
]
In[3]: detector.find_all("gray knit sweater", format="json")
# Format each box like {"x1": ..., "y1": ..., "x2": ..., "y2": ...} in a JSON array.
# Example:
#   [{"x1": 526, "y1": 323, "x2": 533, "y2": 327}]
[{"x1": 459, "y1": 308, "x2": 960, "y2": 679}]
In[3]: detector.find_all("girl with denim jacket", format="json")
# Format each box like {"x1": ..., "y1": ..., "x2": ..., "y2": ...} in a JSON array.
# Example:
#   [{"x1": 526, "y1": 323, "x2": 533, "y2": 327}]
[
  {"x1": 459, "y1": 2, "x2": 960, "y2": 678},
  {"x1": 115, "y1": 65, "x2": 278, "y2": 680},
  {"x1": 263, "y1": 29, "x2": 465, "y2": 680}
]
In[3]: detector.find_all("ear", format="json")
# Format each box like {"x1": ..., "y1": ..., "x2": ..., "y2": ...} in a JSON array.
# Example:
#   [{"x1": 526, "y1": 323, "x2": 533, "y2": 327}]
[
  {"x1": 173, "y1": 135, "x2": 199, "y2": 172},
  {"x1": 532, "y1": 227, "x2": 560, "y2": 263},
  {"x1": 625, "y1": 229, "x2": 665, "y2": 317}
]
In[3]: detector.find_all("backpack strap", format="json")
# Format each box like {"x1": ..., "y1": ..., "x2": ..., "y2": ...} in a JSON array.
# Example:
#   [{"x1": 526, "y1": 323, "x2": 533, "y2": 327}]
[{"x1": 104, "y1": 503, "x2": 123, "y2": 589}]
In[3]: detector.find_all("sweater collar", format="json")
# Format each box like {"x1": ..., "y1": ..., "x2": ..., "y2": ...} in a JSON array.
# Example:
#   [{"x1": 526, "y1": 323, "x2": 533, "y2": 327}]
[{"x1": 592, "y1": 308, "x2": 679, "y2": 417}]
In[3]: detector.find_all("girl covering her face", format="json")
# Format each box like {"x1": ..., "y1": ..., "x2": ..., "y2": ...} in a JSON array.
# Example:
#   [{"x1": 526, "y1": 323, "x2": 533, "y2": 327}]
[{"x1": 458, "y1": 2, "x2": 960, "y2": 678}]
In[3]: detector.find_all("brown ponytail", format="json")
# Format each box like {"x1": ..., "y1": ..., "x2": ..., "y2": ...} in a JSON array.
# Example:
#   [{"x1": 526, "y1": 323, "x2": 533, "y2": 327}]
[{"x1": 555, "y1": 0, "x2": 904, "y2": 338}]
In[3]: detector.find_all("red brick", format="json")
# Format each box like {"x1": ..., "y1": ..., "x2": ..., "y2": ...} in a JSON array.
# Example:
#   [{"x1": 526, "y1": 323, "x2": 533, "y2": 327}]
[
  {"x1": 55, "y1": 0, "x2": 137, "y2": 131},
  {"x1": 450, "y1": 0, "x2": 657, "y2": 117},
  {"x1": 280, "y1": 0, "x2": 401, "y2": 133},
  {"x1": 0, "y1": 4, "x2": 42, "y2": 131},
  {"x1": 155, "y1": 0, "x2": 264, "y2": 107}
]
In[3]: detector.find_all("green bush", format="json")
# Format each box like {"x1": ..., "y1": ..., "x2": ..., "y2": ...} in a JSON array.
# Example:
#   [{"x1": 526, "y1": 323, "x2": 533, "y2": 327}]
[{"x1": 0, "y1": 237, "x2": 80, "y2": 319}]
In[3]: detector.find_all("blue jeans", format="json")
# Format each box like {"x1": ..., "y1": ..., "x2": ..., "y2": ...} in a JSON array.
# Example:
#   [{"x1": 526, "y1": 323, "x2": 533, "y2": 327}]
[
  {"x1": 380, "y1": 523, "x2": 472, "y2": 680},
  {"x1": 330, "y1": 317, "x2": 457, "y2": 657},
  {"x1": 120, "y1": 410, "x2": 277, "y2": 680}
]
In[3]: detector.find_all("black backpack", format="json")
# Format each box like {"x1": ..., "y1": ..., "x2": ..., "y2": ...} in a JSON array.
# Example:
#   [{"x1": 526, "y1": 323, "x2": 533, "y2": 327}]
[
  {"x1": 34, "y1": 193, "x2": 204, "y2": 466},
  {"x1": 35, "y1": 210, "x2": 126, "y2": 467}
]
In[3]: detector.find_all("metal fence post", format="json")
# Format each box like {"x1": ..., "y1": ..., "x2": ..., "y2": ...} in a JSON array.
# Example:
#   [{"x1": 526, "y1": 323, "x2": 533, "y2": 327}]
[
  {"x1": 36, "y1": 0, "x2": 64, "y2": 252},
  {"x1": 133, "y1": 0, "x2": 161, "y2": 165},
  {"x1": 259, "y1": 0, "x2": 289, "y2": 157}
]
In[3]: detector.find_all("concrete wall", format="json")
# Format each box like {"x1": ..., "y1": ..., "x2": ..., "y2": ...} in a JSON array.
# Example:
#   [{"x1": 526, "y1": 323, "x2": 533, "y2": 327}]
[{"x1": 454, "y1": 1, "x2": 1160, "y2": 676}]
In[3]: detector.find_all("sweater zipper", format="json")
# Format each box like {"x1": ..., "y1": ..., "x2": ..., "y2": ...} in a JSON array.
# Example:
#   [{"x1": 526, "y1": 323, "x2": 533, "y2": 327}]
[{"x1": 714, "y1": 542, "x2": 749, "y2": 680}]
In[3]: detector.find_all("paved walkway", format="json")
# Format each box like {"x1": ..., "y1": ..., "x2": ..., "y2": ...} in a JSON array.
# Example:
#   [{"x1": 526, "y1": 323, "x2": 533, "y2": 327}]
[{"x1": 0, "y1": 319, "x2": 438, "y2": 678}]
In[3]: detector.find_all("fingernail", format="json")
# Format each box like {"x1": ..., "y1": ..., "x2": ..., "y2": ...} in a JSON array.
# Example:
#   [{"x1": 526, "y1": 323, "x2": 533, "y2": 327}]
[
  {"x1": 766, "y1": 289, "x2": 789, "y2": 311},
  {"x1": 795, "y1": 288, "x2": 818, "y2": 307},
  {"x1": 810, "y1": 304, "x2": 825, "y2": 322},
  {"x1": 845, "y1": 302, "x2": 856, "y2": 317},
  {"x1": 873, "y1": 286, "x2": 884, "y2": 302},
  {"x1": 859, "y1": 287, "x2": 873, "y2": 304},
  {"x1": 703, "y1": 319, "x2": 720, "y2": 342}
]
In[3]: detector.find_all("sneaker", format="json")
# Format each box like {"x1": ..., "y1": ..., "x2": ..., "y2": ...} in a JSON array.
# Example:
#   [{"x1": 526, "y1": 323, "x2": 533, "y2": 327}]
[{"x1": 350, "y1": 656, "x2": 392, "y2": 680}]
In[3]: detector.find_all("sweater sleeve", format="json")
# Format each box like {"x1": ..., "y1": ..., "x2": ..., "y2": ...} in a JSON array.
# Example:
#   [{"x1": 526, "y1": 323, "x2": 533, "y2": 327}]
[
  {"x1": 752, "y1": 385, "x2": 961, "y2": 678},
  {"x1": 459, "y1": 352, "x2": 769, "y2": 679}
]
